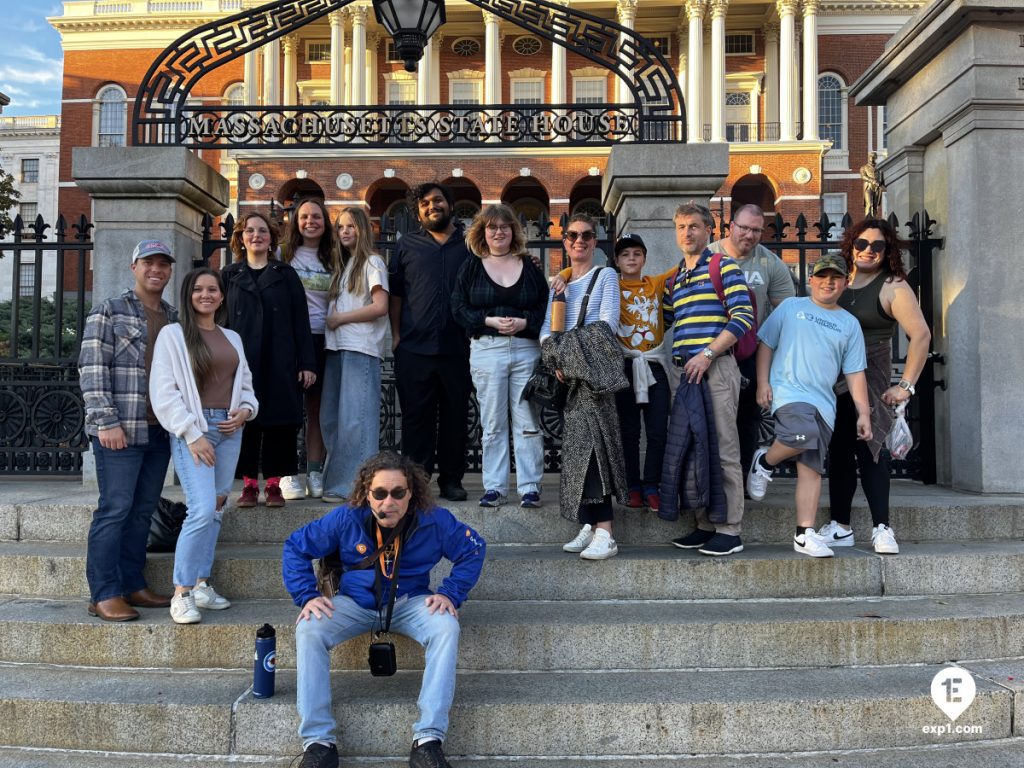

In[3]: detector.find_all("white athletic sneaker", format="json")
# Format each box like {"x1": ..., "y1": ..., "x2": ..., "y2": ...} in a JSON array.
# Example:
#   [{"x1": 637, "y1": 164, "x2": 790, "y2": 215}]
[
  {"x1": 872, "y1": 524, "x2": 900, "y2": 554},
  {"x1": 562, "y1": 524, "x2": 594, "y2": 553},
  {"x1": 817, "y1": 520, "x2": 855, "y2": 548},
  {"x1": 193, "y1": 581, "x2": 231, "y2": 610},
  {"x1": 746, "y1": 448, "x2": 774, "y2": 501},
  {"x1": 280, "y1": 475, "x2": 306, "y2": 500},
  {"x1": 170, "y1": 591, "x2": 201, "y2": 624},
  {"x1": 794, "y1": 528, "x2": 835, "y2": 558},
  {"x1": 306, "y1": 471, "x2": 324, "y2": 499},
  {"x1": 580, "y1": 528, "x2": 618, "y2": 560}
]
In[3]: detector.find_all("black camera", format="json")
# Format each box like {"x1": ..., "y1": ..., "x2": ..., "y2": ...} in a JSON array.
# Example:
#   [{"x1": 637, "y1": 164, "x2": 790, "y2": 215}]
[{"x1": 368, "y1": 640, "x2": 397, "y2": 676}]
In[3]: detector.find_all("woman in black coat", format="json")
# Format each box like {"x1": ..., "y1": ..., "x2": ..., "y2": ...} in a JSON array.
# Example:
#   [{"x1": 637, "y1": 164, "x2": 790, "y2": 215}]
[{"x1": 220, "y1": 211, "x2": 316, "y2": 508}]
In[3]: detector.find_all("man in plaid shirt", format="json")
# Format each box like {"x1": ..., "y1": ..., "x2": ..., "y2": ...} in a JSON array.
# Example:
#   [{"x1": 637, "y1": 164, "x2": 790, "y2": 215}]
[{"x1": 78, "y1": 240, "x2": 178, "y2": 621}]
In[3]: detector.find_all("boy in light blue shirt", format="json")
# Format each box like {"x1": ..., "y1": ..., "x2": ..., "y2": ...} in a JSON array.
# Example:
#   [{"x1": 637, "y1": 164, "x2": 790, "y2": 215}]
[{"x1": 745, "y1": 254, "x2": 872, "y2": 557}]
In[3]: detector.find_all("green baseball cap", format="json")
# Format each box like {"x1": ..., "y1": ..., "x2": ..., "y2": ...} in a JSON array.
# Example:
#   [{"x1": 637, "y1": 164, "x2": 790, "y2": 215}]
[{"x1": 810, "y1": 253, "x2": 848, "y2": 277}]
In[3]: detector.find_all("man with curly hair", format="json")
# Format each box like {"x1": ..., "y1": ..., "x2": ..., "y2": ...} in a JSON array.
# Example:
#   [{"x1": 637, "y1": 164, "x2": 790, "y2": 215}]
[{"x1": 283, "y1": 451, "x2": 486, "y2": 768}]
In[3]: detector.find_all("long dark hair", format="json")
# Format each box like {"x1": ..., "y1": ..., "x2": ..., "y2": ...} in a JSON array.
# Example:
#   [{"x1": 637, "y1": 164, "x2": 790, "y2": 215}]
[
  {"x1": 179, "y1": 267, "x2": 228, "y2": 390},
  {"x1": 229, "y1": 211, "x2": 279, "y2": 262},
  {"x1": 350, "y1": 451, "x2": 433, "y2": 513},
  {"x1": 839, "y1": 218, "x2": 908, "y2": 282},
  {"x1": 284, "y1": 197, "x2": 339, "y2": 273}
]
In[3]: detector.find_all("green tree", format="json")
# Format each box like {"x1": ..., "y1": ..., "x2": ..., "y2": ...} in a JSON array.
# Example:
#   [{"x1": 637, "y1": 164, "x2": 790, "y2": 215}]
[
  {"x1": 0, "y1": 163, "x2": 21, "y2": 236},
  {"x1": 0, "y1": 297, "x2": 89, "y2": 359}
]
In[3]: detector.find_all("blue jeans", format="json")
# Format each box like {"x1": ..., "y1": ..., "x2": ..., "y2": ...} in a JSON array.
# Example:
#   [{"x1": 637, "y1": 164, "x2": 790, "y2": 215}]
[
  {"x1": 170, "y1": 409, "x2": 243, "y2": 588},
  {"x1": 86, "y1": 424, "x2": 170, "y2": 603},
  {"x1": 320, "y1": 350, "x2": 381, "y2": 498},
  {"x1": 469, "y1": 336, "x2": 543, "y2": 496},
  {"x1": 295, "y1": 594, "x2": 461, "y2": 748}
]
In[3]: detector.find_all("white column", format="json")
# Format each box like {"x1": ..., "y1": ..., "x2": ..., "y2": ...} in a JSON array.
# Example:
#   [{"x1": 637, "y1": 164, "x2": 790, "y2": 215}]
[
  {"x1": 330, "y1": 11, "x2": 345, "y2": 105},
  {"x1": 616, "y1": 0, "x2": 638, "y2": 104},
  {"x1": 282, "y1": 36, "x2": 298, "y2": 106},
  {"x1": 350, "y1": 5, "x2": 368, "y2": 104},
  {"x1": 344, "y1": 40, "x2": 353, "y2": 104},
  {"x1": 764, "y1": 21, "x2": 779, "y2": 131},
  {"x1": 792, "y1": 23, "x2": 801, "y2": 136},
  {"x1": 686, "y1": 0, "x2": 704, "y2": 142},
  {"x1": 244, "y1": 50, "x2": 259, "y2": 104},
  {"x1": 366, "y1": 34, "x2": 379, "y2": 106},
  {"x1": 417, "y1": 36, "x2": 435, "y2": 102},
  {"x1": 709, "y1": 0, "x2": 728, "y2": 142},
  {"x1": 801, "y1": 0, "x2": 819, "y2": 140},
  {"x1": 484, "y1": 11, "x2": 502, "y2": 104},
  {"x1": 702, "y1": 20, "x2": 712, "y2": 139},
  {"x1": 263, "y1": 39, "x2": 280, "y2": 105},
  {"x1": 551, "y1": 4, "x2": 568, "y2": 104},
  {"x1": 777, "y1": 0, "x2": 797, "y2": 141}
]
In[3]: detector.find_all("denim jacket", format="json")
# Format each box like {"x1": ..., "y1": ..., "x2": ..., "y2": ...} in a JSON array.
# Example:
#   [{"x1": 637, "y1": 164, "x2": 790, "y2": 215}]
[{"x1": 78, "y1": 288, "x2": 177, "y2": 445}]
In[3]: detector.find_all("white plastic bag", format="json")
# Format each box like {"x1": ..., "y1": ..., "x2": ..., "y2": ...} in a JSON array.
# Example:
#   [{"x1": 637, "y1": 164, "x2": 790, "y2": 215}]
[{"x1": 886, "y1": 401, "x2": 913, "y2": 460}]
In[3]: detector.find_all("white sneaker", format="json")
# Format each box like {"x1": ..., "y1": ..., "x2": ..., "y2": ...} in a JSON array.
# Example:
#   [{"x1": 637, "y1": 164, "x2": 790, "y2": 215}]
[
  {"x1": 280, "y1": 475, "x2": 306, "y2": 500},
  {"x1": 746, "y1": 448, "x2": 774, "y2": 501},
  {"x1": 306, "y1": 471, "x2": 324, "y2": 499},
  {"x1": 580, "y1": 529, "x2": 618, "y2": 560},
  {"x1": 817, "y1": 520, "x2": 855, "y2": 548},
  {"x1": 562, "y1": 524, "x2": 594, "y2": 553},
  {"x1": 794, "y1": 528, "x2": 835, "y2": 558},
  {"x1": 193, "y1": 581, "x2": 231, "y2": 610},
  {"x1": 872, "y1": 524, "x2": 900, "y2": 554},
  {"x1": 170, "y1": 591, "x2": 201, "y2": 624}
]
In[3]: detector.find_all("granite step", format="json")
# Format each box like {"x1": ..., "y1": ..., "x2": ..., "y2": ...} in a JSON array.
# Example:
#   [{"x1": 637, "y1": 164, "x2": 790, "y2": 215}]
[{"x1": 0, "y1": 592, "x2": 1020, "y2": 672}]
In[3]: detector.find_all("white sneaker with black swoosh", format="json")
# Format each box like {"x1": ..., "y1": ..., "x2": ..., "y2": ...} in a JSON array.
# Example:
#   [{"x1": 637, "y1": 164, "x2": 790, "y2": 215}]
[{"x1": 817, "y1": 520, "x2": 855, "y2": 548}]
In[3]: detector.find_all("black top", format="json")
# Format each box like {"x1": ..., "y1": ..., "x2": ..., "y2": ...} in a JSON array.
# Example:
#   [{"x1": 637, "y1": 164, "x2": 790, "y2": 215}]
[
  {"x1": 450, "y1": 254, "x2": 549, "y2": 340},
  {"x1": 389, "y1": 226, "x2": 471, "y2": 356}
]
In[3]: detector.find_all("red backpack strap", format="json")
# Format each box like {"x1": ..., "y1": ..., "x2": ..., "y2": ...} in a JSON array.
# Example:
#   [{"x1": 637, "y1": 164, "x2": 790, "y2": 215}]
[{"x1": 708, "y1": 253, "x2": 726, "y2": 306}]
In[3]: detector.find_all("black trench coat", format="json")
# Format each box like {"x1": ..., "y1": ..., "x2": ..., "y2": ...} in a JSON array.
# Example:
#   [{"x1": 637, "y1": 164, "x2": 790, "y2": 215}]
[{"x1": 221, "y1": 259, "x2": 316, "y2": 427}]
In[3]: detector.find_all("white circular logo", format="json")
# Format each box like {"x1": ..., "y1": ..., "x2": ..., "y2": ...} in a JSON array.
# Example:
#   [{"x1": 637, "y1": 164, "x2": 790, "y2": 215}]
[
  {"x1": 336, "y1": 173, "x2": 353, "y2": 190},
  {"x1": 262, "y1": 650, "x2": 277, "y2": 673},
  {"x1": 793, "y1": 167, "x2": 812, "y2": 184},
  {"x1": 248, "y1": 173, "x2": 266, "y2": 190}
]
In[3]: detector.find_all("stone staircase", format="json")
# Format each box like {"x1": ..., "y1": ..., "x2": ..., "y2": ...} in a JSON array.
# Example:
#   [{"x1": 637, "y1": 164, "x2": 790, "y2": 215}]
[{"x1": 0, "y1": 478, "x2": 1022, "y2": 766}]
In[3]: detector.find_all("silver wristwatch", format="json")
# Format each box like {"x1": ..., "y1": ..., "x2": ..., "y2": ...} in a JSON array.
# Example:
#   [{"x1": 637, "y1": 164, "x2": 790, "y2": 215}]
[
  {"x1": 897, "y1": 379, "x2": 915, "y2": 395},
  {"x1": 702, "y1": 348, "x2": 715, "y2": 361}
]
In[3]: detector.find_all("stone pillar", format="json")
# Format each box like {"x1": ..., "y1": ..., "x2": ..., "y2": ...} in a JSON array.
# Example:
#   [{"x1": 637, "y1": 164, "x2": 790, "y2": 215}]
[
  {"x1": 551, "y1": 6, "x2": 567, "y2": 104},
  {"x1": 764, "y1": 21, "x2": 779, "y2": 129},
  {"x1": 330, "y1": 10, "x2": 346, "y2": 105},
  {"x1": 282, "y1": 35, "x2": 298, "y2": 106},
  {"x1": 263, "y1": 39, "x2": 280, "y2": 105},
  {"x1": 851, "y1": 0, "x2": 1024, "y2": 492},
  {"x1": 244, "y1": 50, "x2": 259, "y2": 104},
  {"x1": 603, "y1": 143, "x2": 729, "y2": 276},
  {"x1": 777, "y1": 0, "x2": 797, "y2": 141},
  {"x1": 344, "y1": 40, "x2": 353, "y2": 104},
  {"x1": 484, "y1": 11, "x2": 502, "y2": 104},
  {"x1": 350, "y1": 5, "x2": 368, "y2": 104},
  {"x1": 417, "y1": 36, "x2": 434, "y2": 102},
  {"x1": 685, "y1": 0, "x2": 704, "y2": 142},
  {"x1": 801, "y1": 0, "x2": 819, "y2": 140},
  {"x1": 709, "y1": 0, "x2": 728, "y2": 143},
  {"x1": 616, "y1": 0, "x2": 638, "y2": 104},
  {"x1": 366, "y1": 33, "x2": 379, "y2": 105}
]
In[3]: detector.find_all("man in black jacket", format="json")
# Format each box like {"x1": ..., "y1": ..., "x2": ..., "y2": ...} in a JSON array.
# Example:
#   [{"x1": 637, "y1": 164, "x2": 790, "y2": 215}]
[{"x1": 389, "y1": 183, "x2": 472, "y2": 500}]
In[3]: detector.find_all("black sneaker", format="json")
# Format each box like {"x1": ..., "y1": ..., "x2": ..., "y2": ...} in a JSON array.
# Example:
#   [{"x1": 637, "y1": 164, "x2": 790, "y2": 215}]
[
  {"x1": 409, "y1": 739, "x2": 452, "y2": 768},
  {"x1": 698, "y1": 532, "x2": 744, "y2": 556},
  {"x1": 671, "y1": 528, "x2": 716, "y2": 549},
  {"x1": 299, "y1": 742, "x2": 338, "y2": 768},
  {"x1": 439, "y1": 483, "x2": 468, "y2": 502}
]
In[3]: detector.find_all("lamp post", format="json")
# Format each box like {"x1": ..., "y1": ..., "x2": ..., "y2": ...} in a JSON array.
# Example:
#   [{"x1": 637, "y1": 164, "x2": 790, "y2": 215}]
[{"x1": 371, "y1": 0, "x2": 446, "y2": 72}]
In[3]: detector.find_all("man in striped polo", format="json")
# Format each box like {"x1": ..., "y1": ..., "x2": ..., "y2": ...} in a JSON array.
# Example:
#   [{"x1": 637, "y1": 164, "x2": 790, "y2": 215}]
[{"x1": 662, "y1": 202, "x2": 754, "y2": 556}]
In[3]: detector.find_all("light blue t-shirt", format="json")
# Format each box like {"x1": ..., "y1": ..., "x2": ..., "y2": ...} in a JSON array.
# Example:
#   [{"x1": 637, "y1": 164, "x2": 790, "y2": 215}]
[{"x1": 757, "y1": 296, "x2": 866, "y2": 428}]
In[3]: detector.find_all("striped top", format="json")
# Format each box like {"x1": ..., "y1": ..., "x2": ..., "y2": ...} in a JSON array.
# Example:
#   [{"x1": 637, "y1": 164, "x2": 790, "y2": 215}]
[
  {"x1": 539, "y1": 266, "x2": 620, "y2": 342},
  {"x1": 662, "y1": 249, "x2": 754, "y2": 360}
]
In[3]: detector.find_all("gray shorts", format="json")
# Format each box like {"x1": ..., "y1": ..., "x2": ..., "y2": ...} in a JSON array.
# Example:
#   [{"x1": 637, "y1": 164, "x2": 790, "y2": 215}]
[{"x1": 772, "y1": 402, "x2": 833, "y2": 475}]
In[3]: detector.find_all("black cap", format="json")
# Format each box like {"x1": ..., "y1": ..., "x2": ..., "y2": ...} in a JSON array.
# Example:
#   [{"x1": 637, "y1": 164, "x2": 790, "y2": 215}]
[{"x1": 614, "y1": 232, "x2": 647, "y2": 255}]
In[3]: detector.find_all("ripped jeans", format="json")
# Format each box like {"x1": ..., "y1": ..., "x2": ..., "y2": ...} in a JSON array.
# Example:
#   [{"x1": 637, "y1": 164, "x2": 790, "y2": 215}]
[
  {"x1": 469, "y1": 335, "x2": 543, "y2": 496},
  {"x1": 170, "y1": 409, "x2": 242, "y2": 587}
]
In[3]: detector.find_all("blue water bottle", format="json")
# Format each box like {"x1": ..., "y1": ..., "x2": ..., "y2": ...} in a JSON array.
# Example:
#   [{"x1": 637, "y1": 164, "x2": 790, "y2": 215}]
[{"x1": 253, "y1": 623, "x2": 276, "y2": 698}]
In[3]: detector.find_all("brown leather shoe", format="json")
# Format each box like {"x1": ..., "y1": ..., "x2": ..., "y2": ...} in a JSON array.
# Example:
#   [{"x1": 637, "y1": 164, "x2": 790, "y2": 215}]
[
  {"x1": 88, "y1": 596, "x2": 140, "y2": 622},
  {"x1": 126, "y1": 587, "x2": 173, "y2": 608}
]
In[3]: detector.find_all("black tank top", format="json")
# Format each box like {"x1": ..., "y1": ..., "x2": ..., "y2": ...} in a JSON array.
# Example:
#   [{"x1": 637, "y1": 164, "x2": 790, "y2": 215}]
[{"x1": 839, "y1": 272, "x2": 896, "y2": 344}]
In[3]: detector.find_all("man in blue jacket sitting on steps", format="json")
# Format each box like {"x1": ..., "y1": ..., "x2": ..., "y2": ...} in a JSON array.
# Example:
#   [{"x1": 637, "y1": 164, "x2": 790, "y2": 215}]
[{"x1": 283, "y1": 450, "x2": 486, "y2": 768}]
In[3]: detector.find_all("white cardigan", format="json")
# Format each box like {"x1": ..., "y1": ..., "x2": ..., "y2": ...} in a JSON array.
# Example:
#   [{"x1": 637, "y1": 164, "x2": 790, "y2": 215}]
[{"x1": 149, "y1": 323, "x2": 259, "y2": 445}]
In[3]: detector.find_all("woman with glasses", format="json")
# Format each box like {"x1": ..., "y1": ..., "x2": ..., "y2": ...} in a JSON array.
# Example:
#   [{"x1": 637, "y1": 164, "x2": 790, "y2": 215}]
[
  {"x1": 818, "y1": 218, "x2": 931, "y2": 554},
  {"x1": 452, "y1": 204, "x2": 549, "y2": 509},
  {"x1": 541, "y1": 213, "x2": 627, "y2": 560},
  {"x1": 221, "y1": 211, "x2": 317, "y2": 508}
]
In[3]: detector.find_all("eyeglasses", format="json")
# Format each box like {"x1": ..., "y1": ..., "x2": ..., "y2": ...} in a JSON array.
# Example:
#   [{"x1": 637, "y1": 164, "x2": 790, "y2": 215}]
[
  {"x1": 731, "y1": 222, "x2": 764, "y2": 236},
  {"x1": 370, "y1": 487, "x2": 409, "y2": 501},
  {"x1": 486, "y1": 223, "x2": 512, "y2": 233},
  {"x1": 853, "y1": 238, "x2": 886, "y2": 255},
  {"x1": 564, "y1": 230, "x2": 596, "y2": 243}
]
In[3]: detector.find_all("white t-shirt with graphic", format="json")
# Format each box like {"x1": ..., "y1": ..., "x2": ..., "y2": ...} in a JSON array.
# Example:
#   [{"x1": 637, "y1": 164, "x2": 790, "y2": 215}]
[
  {"x1": 324, "y1": 254, "x2": 390, "y2": 359},
  {"x1": 290, "y1": 245, "x2": 333, "y2": 334}
]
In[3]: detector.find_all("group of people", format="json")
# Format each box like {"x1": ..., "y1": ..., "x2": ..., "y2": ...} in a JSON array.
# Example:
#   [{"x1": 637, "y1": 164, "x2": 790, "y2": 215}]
[{"x1": 77, "y1": 183, "x2": 929, "y2": 768}]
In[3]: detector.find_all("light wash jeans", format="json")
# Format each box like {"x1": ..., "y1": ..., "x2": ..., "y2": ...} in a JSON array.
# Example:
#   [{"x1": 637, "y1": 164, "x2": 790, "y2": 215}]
[
  {"x1": 469, "y1": 335, "x2": 543, "y2": 496},
  {"x1": 170, "y1": 409, "x2": 242, "y2": 588},
  {"x1": 320, "y1": 349, "x2": 381, "y2": 499},
  {"x1": 295, "y1": 594, "x2": 461, "y2": 748}
]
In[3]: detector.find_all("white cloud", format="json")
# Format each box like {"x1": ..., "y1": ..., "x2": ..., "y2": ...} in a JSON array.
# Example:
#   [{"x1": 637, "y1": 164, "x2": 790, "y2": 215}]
[{"x1": 0, "y1": 65, "x2": 61, "y2": 85}]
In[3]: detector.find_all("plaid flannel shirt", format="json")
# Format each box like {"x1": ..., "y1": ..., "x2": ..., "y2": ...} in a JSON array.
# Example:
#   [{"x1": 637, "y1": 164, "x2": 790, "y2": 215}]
[{"x1": 78, "y1": 288, "x2": 177, "y2": 445}]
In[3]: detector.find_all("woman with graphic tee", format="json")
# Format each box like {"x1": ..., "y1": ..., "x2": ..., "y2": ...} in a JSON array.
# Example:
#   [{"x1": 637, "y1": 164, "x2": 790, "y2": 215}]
[
  {"x1": 319, "y1": 206, "x2": 390, "y2": 503},
  {"x1": 150, "y1": 267, "x2": 258, "y2": 623},
  {"x1": 280, "y1": 198, "x2": 340, "y2": 501}
]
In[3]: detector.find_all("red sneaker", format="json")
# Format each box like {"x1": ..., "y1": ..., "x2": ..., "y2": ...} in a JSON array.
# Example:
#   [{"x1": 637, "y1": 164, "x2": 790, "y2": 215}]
[
  {"x1": 645, "y1": 492, "x2": 660, "y2": 513},
  {"x1": 264, "y1": 483, "x2": 286, "y2": 508},
  {"x1": 626, "y1": 490, "x2": 644, "y2": 508},
  {"x1": 237, "y1": 484, "x2": 259, "y2": 508}
]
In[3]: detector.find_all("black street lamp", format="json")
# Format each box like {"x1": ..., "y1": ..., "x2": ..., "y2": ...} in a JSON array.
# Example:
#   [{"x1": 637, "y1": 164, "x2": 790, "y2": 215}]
[{"x1": 372, "y1": 0, "x2": 446, "y2": 72}]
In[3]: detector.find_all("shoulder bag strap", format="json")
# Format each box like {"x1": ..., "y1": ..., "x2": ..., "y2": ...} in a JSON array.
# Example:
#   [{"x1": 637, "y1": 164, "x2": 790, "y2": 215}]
[{"x1": 574, "y1": 267, "x2": 606, "y2": 329}]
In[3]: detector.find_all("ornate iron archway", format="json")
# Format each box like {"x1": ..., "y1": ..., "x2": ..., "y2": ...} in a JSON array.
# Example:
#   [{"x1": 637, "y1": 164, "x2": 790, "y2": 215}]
[{"x1": 132, "y1": 0, "x2": 685, "y2": 149}]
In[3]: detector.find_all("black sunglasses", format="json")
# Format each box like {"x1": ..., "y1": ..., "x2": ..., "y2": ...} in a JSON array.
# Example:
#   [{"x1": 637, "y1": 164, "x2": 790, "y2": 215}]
[
  {"x1": 564, "y1": 230, "x2": 596, "y2": 243},
  {"x1": 853, "y1": 238, "x2": 886, "y2": 255},
  {"x1": 370, "y1": 487, "x2": 409, "y2": 501}
]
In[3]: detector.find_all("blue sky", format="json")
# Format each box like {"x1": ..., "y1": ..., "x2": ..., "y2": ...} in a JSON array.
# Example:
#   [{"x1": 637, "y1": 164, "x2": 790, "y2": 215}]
[{"x1": 0, "y1": 2, "x2": 64, "y2": 116}]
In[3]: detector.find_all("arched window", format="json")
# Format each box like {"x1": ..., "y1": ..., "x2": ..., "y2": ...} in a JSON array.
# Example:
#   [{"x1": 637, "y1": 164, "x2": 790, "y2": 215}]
[
  {"x1": 96, "y1": 85, "x2": 127, "y2": 147},
  {"x1": 818, "y1": 74, "x2": 849, "y2": 170},
  {"x1": 225, "y1": 83, "x2": 245, "y2": 106}
]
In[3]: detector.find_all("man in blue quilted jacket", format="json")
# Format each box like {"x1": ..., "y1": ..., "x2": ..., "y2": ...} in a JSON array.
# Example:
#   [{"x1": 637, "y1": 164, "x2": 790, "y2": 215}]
[{"x1": 283, "y1": 451, "x2": 486, "y2": 768}]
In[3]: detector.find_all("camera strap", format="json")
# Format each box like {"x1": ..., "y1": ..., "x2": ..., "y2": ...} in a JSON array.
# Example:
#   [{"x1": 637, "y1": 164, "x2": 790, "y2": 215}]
[{"x1": 372, "y1": 523, "x2": 403, "y2": 638}]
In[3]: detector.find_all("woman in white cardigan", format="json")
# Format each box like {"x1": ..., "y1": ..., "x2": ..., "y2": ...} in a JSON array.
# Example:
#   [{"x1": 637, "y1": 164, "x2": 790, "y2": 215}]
[{"x1": 150, "y1": 267, "x2": 258, "y2": 624}]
